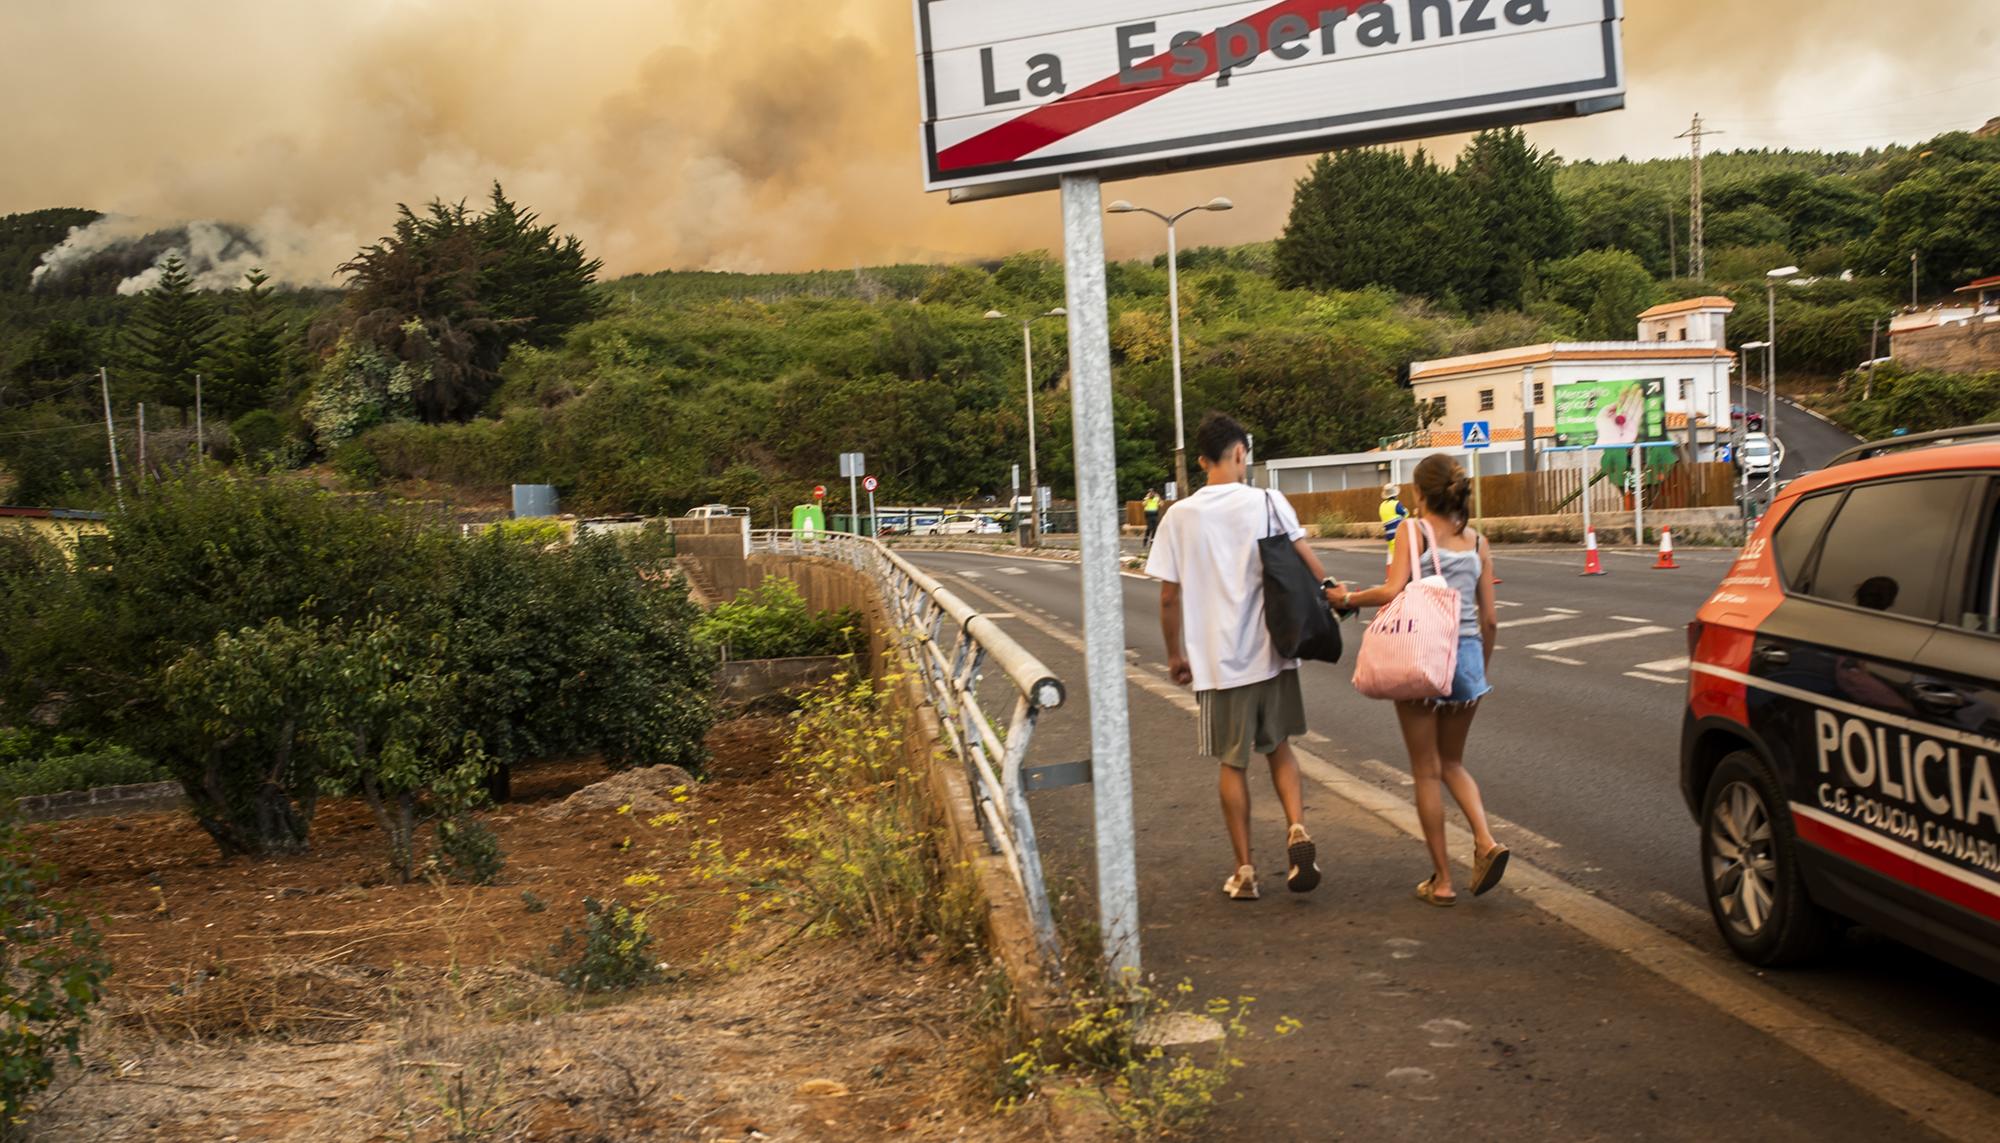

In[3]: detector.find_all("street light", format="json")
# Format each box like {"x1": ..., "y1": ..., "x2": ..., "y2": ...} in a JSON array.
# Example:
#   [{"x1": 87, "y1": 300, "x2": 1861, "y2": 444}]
[
  {"x1": 1765, "y1": 266, "x2": 1799, "y2": 470},
  {"x1": 1106, "y1": 196, "x2": 1234, "y2": 498},
  {"x1": 987, "y1": 307, "x2": 1066, "y2": 547}
]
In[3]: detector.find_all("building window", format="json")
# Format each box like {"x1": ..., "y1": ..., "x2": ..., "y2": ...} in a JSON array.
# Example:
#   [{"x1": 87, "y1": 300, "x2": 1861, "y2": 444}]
[
  {"x1": 1478, "y1": 390, "x2": 1494, "y2": 412},
  {"x1": 1678, "y1": 378, "x2": 1691, "y2": 400},
  {"x1": 1533, "y1": 382, "x2": 1546, "y2": 406},
  {"x1": 1657, "y1": 331, "x2": 1668, "y2": 341},
  {"x1": 1428, "y1": 396, "x2": 1447, "y2": 419}
]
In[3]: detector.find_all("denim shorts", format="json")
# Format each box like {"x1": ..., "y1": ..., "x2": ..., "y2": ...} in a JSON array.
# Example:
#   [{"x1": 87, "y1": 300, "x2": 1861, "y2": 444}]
[{"x1": 1435, "y1": 635, "x2": 1492, "y2": 708}]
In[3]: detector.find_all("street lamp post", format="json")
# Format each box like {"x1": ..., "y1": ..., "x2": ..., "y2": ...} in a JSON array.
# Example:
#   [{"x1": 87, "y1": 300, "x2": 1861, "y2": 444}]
[
  {"x1": 987, "y1": 307, "x2": 1066, "y2": 548},
  {"x1": 1106, "y1": 197, "x2": 1233, "y2": 499},
  {"x1": 1765, "y1": 266, "x2": 1799, "y2": 475}
]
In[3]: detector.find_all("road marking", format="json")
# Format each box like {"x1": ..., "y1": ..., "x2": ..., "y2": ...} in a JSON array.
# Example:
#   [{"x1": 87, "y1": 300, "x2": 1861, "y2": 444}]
[
  {"x1": 1611, "y1": 615, "x2": 1656, "y2": 624},
  {"x1": 1624, "y1": 671, "x2": 1685, "y2": 686},
  {"x1": 1528, "y1": 626, "x2": 1671, "y2": 652},
  {"x1": 1496, "y1": 614, "x2": 1574, "y2": 630},
  {"x1": 1545, "y1": 607, "x2": 1581, "y2": 614},
  {"x1": 1636, "y1": 657, "x2": 1691, "y2": 673},
  {"x1": 1495, "y1": 600, "x2": 1522, "y2": 608},
  {"x1": 958, "y1": 570, "x2": 984, "y2": 579},
  {"x1": 995, "y1": 567, "x2": 1028, "y2": 576},
  {"x1": 944, "y1": 567, "x2": 2000, "y2": 1141},
  {"x1": 1535, "y1": 654, "x2": 1586, "y2": 666},
  {"x1": 1649, "y1": 891, "x2": 1714, "y2": 928}
]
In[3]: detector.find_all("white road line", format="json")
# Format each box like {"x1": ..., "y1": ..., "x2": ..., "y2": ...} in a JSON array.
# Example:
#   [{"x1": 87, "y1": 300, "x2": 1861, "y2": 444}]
[
  {"x1": 1535, "y1": 654, "x2": 1587, "y2": 666},
  {"x1": 1495, "y1": 600, "x2": 1523, "y2": 608},
  {"x1": 1545, "y1": 607, "x2": 1581, "y2": 614},
  {"x1": 1636, "y1": 657, "x2": 1691, "y2": 673},
  {"x1": 958, "y1": 570, "x2": 984, "y2": 579},
  {"x1": 1624, "y1": 671, "x2": 1686, "y2": 686},
  {"x1": 995, "y1": 567, "x2": 1028, "y2": 576},
  {"x1": 1611, "y1": 615, "x2": 1656, "y2": 624},
  {"x1": 1528, "y1": 626, "x2": 1671, "y2": 652},
  {"x1": 1496, "y1": 614, "x2": 1575, "y2": 630}
]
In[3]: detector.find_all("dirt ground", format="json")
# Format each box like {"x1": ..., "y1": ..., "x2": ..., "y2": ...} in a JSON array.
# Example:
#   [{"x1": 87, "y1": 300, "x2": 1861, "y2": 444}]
[{"x1": 25, "y1": 718, "x2": 1066, "y2": 1142}]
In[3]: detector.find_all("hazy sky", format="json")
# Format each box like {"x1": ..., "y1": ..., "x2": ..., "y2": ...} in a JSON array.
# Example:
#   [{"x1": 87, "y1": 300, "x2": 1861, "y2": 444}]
[{"x1": 5, "y1": 1, "x2": 1996, "y2": 284}]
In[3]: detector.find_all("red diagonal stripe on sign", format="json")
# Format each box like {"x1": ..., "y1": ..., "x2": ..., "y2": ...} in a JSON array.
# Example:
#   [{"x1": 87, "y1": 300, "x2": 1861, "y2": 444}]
[{"x1": 938, "y1": 0, "x2": 1368, "y2": 173}]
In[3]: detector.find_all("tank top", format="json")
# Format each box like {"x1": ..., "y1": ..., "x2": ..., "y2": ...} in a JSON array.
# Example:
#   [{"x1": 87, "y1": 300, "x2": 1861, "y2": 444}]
[{"x1": 1413, "y1": 525, "x2": 1483, "y2": 638}]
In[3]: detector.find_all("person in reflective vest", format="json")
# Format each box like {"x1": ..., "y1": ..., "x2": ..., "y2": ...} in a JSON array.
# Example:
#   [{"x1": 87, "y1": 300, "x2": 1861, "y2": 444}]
[
  {"x1": 1142, "y1": 489, "x2": 1164, "y2": 548},
  {"x1": 1379, "y1": 483, "x2": 1409, "y2": 565}
]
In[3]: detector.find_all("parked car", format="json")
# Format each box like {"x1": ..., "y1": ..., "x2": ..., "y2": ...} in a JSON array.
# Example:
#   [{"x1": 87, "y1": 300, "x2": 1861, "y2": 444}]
[
  {"x1": 1682, "y1": 423, "x2": 2000, "y2": 981},
  {"x1": 683, "y1": 504, "x2": 750, "y2": 519},
  {"x1": 927, "y1": 513, "x2": 1002, "y2": 536}
]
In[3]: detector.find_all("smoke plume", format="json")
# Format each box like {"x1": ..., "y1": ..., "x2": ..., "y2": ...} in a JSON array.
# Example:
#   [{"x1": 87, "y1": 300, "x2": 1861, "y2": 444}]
[{"x1": 3, "y1": 0, "x2": 1992, "y2": 286}]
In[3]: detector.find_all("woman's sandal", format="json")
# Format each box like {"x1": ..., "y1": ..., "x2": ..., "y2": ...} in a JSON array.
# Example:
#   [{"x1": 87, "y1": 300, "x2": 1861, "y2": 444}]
[
  {"x1": 1415, "y1": 876, "x2": 1458, "y2": 907},
  {"x1": 1471, "y1": 844, "x2": 1511, "y2": 897}
]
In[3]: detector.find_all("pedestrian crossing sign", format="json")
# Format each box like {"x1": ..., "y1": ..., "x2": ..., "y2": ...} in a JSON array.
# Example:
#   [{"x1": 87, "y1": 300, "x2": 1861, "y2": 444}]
[{"x1": 1462, "y1": 421, "x2": 1492, "y2": 449}]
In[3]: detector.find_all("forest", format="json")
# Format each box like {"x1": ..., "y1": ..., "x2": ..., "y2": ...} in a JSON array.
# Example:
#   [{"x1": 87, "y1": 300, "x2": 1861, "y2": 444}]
[{"x1": 1, "y1": 125, "x2": 1997, "y2": 514}]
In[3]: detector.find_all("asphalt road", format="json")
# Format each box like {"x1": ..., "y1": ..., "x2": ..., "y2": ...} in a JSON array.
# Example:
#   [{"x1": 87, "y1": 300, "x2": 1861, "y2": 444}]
[
  {"x1": 909, "y1": 542, "x2": 2000, "y2": 1099},
  {"x1": 1744, "y1": 383, "x2": 1862, "y2": 480}
]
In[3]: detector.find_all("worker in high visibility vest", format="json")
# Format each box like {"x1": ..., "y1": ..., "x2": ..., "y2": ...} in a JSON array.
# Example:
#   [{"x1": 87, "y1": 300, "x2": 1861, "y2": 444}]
[
  {"x1": 1142, "y1": 489, "x2": 1164, "y2": 548},
  {"x1": 1379, "y1": 483, "x2": 1409, "y2": 566}
]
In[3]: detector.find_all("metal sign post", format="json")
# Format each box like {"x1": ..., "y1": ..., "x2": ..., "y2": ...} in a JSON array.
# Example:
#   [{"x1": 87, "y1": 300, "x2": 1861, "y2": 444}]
[
  {"x1": 864, "y1": 475, "x2": 879, "y2": 537},
  {"x1": 1060, "y1": 173, "x2": 1140, "y2": 979},
  {"x1": 840, "y1": 452, "x2": 865, "y2": 535},
  {"x1": 1462, "y1": 421, "x2": 1491, "y2": 522}
]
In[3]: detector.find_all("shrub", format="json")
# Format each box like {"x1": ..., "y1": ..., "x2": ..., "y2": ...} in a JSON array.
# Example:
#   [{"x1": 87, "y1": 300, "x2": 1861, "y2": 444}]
[
  {"x1": 431, "y1": 816, "x2": 506, "y2": 886},
  {"x1": 1833, "y1": 364, "x2": 2000, "y2": 440},
  {"x1": 553, "y1": 898, "x2": 657, "y2": 992},
  {"x1": 694, "y1": 575, "x2": 865, "y2": 661},
  {"x1": 0, "y1": 731, "x2": 163, "y2": 801},
  {"x1": 0, "y1": 819, "x2": 111, "y2": 1137}
]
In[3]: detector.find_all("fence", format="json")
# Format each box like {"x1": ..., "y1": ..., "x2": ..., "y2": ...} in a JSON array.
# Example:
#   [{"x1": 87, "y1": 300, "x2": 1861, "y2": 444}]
[
  {"x1": 748, "y1": 530, "x2": 1067, "y2": 961},
  {"x1": 1127, "y1": 461, "x2": 1738, "y2": 527}
]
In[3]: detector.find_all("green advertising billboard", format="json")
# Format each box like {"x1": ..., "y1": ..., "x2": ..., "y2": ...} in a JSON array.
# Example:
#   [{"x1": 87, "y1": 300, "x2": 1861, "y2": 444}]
[{"x1": 1552, "y1": 379, "x2": 1668, "y2": 448}]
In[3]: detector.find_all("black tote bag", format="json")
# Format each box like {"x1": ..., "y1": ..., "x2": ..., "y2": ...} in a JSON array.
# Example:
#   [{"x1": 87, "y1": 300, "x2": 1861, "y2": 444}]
[{"x1": 1259, "y1": 493, "x2": 1344, "y2": 663}]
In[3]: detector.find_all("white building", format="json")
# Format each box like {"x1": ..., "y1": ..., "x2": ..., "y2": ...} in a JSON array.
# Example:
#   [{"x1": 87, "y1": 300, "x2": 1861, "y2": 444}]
[{"x1": 1407, "y1": 297, "x2": 1738, "y2": 443}]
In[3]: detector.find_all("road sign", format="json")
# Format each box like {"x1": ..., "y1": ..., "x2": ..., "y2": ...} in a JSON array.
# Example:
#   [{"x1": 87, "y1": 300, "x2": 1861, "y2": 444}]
[
  {"x1": 1462, "y1": 421, "x2": 1492, "y2": 450},
  {"x1": 812, "y1": 485, "x2": 826, "y2": 500},
  {"x1": 918, "y1": 1, "x2": 1627, "y2": 194},
  {"x1": 862, "y1": 475, "x2": 879, "y2": 493},
  {"x1": 839, "y1": 452, "x2": 865, "y2": 478}
]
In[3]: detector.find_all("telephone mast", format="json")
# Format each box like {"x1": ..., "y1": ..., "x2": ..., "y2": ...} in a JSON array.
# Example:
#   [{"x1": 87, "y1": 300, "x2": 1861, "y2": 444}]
[{"x1": 1676, "y1": 114, "x2": 1723, "y2": 280}]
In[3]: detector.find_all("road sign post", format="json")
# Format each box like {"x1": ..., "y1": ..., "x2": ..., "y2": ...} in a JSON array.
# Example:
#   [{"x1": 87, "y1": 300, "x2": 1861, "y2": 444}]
[
  {"x1": 1462, "y1": 421, "x2": 1491, "y2": 522},
  {"x1": 863, "y1": 474, "x2": 879, "y2": 536},
  {"x1": 840, "y1": 452, "x2": 865, "y2": 535}
]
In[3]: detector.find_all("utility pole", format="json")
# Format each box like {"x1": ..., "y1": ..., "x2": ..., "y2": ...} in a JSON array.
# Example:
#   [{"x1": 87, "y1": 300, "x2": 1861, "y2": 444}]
[
  {"x1": 1666, "y1": 198, "x2": 1677, "y2": 280},
  {"x1": 195, "y1": 372, "x2": 204, "y2": 460},
  {"x1": 137, "y1": 402, "x2": 146, "y2": 480},
  {"x1": 1867, "y1": 316, "x2": 1881, "y2": 400},
  {"x1": 1911, "y1": 252, "x2": 1920, "y2": 308},
  {"x1": 1677, "y1": 114, "x2": 1723, "y2": 280},
  {"x1": 98, "y1": 367, "x2": 124, "y2": 510}
]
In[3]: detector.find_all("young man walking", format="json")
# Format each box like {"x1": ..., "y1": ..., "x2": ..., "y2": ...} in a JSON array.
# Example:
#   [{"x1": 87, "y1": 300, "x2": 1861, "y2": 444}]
[{"x1": 1146, "y1": 413, "x2": 1333, "y2": 900}]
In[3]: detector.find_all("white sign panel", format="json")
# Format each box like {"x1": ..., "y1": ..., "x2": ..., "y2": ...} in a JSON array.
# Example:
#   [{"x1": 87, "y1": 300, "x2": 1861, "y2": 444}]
[{"x1": 917, "y1": 0, "x2": 1625, "y2": 193}]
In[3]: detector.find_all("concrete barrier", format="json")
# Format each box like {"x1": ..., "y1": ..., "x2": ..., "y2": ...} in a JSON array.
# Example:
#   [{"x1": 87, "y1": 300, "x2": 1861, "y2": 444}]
[
  {"x1": 15, "y1": 780, "x2": 187, "y2": 823},
  {"x1": 714, "y1": 656, "x2": 848, "y2": 706}
]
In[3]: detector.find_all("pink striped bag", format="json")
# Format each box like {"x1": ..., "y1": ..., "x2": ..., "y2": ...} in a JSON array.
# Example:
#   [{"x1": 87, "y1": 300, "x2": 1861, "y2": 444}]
[{"x1": 1352, "y1": 522, "x2": 1460, "y2": 701}]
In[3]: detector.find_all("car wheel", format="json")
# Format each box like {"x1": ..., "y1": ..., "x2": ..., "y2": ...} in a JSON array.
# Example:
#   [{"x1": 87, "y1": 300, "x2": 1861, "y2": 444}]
[{"x1": 1700, "y1": 752, "x2": 1837, "y2": 966}]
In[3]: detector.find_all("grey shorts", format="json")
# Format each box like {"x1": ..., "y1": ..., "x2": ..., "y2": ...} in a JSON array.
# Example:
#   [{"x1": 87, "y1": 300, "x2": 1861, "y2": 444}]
[{"x1": 1197, "y1": 670, "x2": 1307, "y2": 769}]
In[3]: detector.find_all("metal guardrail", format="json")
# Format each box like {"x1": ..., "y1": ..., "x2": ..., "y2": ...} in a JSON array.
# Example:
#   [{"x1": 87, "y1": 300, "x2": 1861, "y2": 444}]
[{"x1": 749, "y1": 529, "x2": 1068, "y2": 962}]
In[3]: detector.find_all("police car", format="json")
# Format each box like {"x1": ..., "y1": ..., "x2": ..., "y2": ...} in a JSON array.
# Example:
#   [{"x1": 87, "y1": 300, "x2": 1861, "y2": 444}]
[{"x1": 1683, "y1": 424, "x2": 2000, "y2": 980}]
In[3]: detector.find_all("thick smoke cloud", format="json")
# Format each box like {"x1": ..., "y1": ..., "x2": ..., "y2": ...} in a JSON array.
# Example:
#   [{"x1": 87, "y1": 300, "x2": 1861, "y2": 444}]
[{"x1": 4, "y1": 1, "x2": 1993, "y2": 287}]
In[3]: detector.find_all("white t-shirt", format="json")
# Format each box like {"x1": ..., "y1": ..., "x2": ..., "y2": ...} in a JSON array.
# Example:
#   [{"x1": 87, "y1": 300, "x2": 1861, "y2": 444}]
[{"x1": 1143, "y1": 482, "x2": 1305, "y2": 694}]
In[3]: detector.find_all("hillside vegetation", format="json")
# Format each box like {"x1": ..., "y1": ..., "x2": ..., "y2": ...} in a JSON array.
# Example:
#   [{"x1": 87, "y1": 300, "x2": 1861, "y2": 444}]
[{"x1": 2, "y1": 127, "x2": 1997, "y2": 513}]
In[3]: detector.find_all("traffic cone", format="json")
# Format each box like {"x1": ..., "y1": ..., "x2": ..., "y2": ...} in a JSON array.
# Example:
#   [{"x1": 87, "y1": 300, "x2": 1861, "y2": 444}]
[
  {"x1": 1653, "y1": 527, "x2": 1679, "y2": 570},
  {"x1": 1581, "y1": 528, "x2": 1607, "y2": 576}
]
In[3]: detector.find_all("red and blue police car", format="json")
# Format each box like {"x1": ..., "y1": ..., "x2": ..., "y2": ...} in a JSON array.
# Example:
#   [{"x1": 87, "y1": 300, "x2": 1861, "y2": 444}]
[{"x1": 1684, "y1": 425, "x2": 2000, "y2": 979}]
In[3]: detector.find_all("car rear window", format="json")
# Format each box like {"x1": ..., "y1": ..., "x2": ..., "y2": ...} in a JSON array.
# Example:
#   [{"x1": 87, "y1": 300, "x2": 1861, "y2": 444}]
[
  {"x1": 1805, "y1": 476, "x2": 1977, "y2": 623},
  {"x1": 1773, "y1": 492, "x2": 1839, "y2": 592}
]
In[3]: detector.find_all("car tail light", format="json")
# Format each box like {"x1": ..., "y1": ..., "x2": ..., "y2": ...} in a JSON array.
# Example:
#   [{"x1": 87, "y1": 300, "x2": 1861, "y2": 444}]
[{"x1": 1687, "y1": 618, "x2": 1704, "y2": 659}]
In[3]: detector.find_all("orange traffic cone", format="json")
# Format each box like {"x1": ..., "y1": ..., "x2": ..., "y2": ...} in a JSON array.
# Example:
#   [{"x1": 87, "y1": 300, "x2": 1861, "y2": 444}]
[
  {"x1": 1653, "y1": 527, "x2": 1679, "y2": 570},
  {"x1": 1581, "y1": 527, "x2": 1607, "y2": 576}
]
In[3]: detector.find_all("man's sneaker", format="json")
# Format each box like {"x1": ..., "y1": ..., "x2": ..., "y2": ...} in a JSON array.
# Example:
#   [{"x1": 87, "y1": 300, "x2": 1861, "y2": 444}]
[
  {"x1": 1286, "y1": 824, "x2": 1321, "y2": 893},
  {"x1": 1223, "y1": 864, "x2": 1259, "y2": 900}
]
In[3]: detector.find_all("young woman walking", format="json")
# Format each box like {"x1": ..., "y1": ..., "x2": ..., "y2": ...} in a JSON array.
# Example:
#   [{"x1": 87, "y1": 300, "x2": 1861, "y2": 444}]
[{"x1": 1328, "y1": 454, "x2": 1510, "y2": 906}]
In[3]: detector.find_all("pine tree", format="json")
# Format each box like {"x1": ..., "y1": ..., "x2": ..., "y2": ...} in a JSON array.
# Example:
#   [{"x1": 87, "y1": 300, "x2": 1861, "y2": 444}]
[
  {"x1": 1274, "y1": 148, "x2": 1487, "y2": 303},
  {"x1": 208, "y1": 269, "x2": 294, "y2": 419},
  {"x1": 1455, "y1": 129, "x2": 1574, "y2": 309},
  {"x1": 122, "y1": 253, "x2": 220, "y2": 413}
]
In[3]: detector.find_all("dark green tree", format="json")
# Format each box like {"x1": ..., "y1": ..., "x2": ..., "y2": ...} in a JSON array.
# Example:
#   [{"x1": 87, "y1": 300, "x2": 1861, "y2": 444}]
[
  {"x1": 121, "y1": 253, "x2": 219, "y2": 413},
  {"x1": 1455, "y1": 129, "x2": 1574, "y2": 309},
  {"x1": 1275, "y1": 148, "x2": 1487, "y2": 303},
  {"x1": 1856, "y1": 158, "x2": 2000, "y2": 293},
  {"x1": 474, "y1": 184, "x2": 604, "y2": 348},
  {"x1": 1533, "y1": 249, "x2": 1661, "y2": 340},
  {"x1": 206, "y1": 268, "x2": 295, "y2": 418},
  {"x1": 3, "y1": 320, "x2": 98, "y2": 409}
]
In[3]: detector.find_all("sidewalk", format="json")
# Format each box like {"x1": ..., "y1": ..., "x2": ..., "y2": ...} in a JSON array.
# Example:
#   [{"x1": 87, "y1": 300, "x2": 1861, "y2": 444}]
[{"x1": 983, "y1": 599, "x2": 1957, "y2": 1141}]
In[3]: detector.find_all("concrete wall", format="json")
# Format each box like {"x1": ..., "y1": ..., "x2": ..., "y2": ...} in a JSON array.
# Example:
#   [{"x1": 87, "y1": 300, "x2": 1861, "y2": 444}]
[{"x1": 1892, "y1": 318, "x2": 2000, "y2": 373}]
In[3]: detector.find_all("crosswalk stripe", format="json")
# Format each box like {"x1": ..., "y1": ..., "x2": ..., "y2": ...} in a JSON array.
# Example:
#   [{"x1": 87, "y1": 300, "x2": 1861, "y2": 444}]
[
  {"x1": 1497, "y1": 614, "x2": 1575, "y2": 630},
  {"x1": 1528, "y1": 626, "x2": 1672, "y2": 652},
  {"x1": 1635, "y1": 657, "x2": 1691, "y2": 673},
  {"x1": 1545, "y1": 607, "x2": 1581, "y2": 615},
  {"x1": 1625, "y1": 671, "x2": 1685, "y2": 686},
  {"x1": 995, "y1": 567, "x2": 1028, "y2": 576},
  {"x1": 1536, "y1": 654, "x2": 1587, "y2": 666},
  {"x1": 1612, "y1": 615, "x2": 1656, "y2": 625}
]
